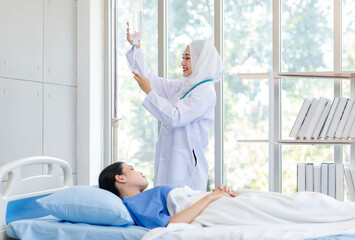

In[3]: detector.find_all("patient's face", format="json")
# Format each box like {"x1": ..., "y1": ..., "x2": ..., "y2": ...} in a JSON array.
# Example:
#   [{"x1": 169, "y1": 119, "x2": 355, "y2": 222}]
[{"x1": 121, "y1": 163, "x2": 148, "y2": 192}]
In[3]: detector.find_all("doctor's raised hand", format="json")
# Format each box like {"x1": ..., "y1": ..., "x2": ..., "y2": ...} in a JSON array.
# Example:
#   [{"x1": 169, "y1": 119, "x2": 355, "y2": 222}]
[
  {"x1": 126, "y1": 22, "x2": 140, "y2": 48},
  {"x1": 126, "y1": 23, "x2": 225, "y2": 191},
  {"x1": 132, "y1": 71, "x2": 152, "y2": 94}
]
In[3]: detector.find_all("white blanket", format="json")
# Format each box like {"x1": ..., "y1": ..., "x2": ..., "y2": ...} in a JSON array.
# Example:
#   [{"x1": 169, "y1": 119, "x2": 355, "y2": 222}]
[{"x1": 142, "y1": 186, "x2": 355, "y2": 240}]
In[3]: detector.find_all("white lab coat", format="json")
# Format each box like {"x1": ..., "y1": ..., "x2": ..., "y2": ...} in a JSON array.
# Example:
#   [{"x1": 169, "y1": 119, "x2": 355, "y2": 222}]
[{"x1": 126, "y1": 48, "x2": 216, "y2": 191}]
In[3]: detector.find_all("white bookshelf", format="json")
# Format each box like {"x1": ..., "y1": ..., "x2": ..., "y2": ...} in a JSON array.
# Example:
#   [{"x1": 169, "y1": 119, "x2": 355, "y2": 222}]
[
  {"x1": 269, "y1": 71, "x2": 355, "y2": 192},
  {"x1": 275, "y1": 72, "x2": 355, "y2": 79},
  {"x1": 276, "y1": 140, "x2": 355, "y2": 145}
]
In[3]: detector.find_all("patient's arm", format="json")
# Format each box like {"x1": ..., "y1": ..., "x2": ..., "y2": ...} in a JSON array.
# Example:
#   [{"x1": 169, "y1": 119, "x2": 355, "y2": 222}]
[{"x1": 167, "y1": 185, "x2": 236, "y2": 225}]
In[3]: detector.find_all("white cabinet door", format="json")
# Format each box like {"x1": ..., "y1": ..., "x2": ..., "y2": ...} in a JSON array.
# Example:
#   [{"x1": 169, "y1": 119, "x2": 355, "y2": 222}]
[
  {"x1": 0, "y1": 0, "x2": 43, "y2": 81},
  {"x1": 0, "y1": 78, "x2": 43, "y2": 177},
  {"x1": 44, "y1": 0, "x2": 77, "y2": 86},
  {"x1": 43, "y1": 84, "x2": 77, "y2": 173}
]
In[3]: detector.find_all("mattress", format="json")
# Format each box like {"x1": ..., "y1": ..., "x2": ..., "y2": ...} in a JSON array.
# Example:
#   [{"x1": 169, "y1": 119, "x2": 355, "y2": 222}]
[{"x1": 7, "y1": 216, "x2": 149, "y2": 240}]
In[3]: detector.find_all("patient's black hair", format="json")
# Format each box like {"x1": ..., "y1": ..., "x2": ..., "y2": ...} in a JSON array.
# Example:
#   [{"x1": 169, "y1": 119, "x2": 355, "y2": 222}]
[{"x1": 98, "y1": 162, "x2": 124, "y2": 198}]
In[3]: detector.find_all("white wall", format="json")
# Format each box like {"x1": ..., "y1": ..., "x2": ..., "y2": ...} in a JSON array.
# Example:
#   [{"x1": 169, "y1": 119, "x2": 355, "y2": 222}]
[
  {"x1": 0, "y1": 0, "x2": 77, "y2": 181},
  {"x1": 77, "y1": 0, "x2": 106, "y2": 185}
]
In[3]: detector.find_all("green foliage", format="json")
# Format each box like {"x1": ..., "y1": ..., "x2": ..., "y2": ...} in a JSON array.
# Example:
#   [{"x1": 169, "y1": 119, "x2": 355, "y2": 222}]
[{"x1": 281, "y1": 0, "x2": 333, "y2": 71}]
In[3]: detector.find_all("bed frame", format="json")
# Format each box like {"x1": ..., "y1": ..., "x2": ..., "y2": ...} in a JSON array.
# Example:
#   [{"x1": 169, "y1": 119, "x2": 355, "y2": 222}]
[{"x1": 0, "y1": 156, "x2": 73, "y2": 240}]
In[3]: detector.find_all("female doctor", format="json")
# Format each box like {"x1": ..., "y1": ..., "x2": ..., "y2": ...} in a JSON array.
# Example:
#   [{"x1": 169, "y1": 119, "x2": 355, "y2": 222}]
[{"x1": 126, "y1": 25, "x2": 224, "y2": 191}]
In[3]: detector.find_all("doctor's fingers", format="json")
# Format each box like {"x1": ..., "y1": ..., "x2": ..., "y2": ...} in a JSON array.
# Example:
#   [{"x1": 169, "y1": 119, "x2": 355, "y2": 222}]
[
  {"x1": 126, "y1": 22, "x2": 134, "y2": 45},
  {"x1": 126, "y1": 22, "x2": 130, "y2": 34},
  {"x1": 133, "y1": 75, "x2": 142, "y2": 84},
  {"x1": 135, "y1": 73, "x2": 150, "y2": 83},
  {"x1": 133, "y1": 73, "x2": 144, "y2": 82}
]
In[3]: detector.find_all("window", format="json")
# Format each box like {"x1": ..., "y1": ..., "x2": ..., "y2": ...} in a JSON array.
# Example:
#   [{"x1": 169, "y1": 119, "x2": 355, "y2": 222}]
[
  {"x1": 114, "y1": 0, "x2": 158, "y2": 187},
  {"x1": 112, "y1": 0, "x2": 354, "y2": 193},
  {"x1": 281, "y1": 0, "x2": 333, "y2": 72},
  {"x1": 167, "y1": 0, "x2": 214, "y2": 79},
  {"x1": 223, "y1": 0, "x2": 272, "y2": 190},
  {"x1": 342, "y1": 0, "x2": 355, "y2": 70}
]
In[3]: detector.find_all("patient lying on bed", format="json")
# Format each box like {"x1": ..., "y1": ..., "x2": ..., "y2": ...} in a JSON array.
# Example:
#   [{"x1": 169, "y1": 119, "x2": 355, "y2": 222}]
[{"x1": 99, "y1": 162, "x2": 355, "y2": 230}]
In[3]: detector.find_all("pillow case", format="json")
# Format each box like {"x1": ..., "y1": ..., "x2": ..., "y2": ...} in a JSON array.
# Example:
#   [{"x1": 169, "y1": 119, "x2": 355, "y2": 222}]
[{"x1": 36, "y1": 186, "x2": 134, "y2": 226}]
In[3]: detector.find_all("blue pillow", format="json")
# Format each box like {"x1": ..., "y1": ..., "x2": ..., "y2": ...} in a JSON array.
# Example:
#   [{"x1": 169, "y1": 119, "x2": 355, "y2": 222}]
[{"x1": 36, "y1": 186, "x2": 134, "y2": 226}]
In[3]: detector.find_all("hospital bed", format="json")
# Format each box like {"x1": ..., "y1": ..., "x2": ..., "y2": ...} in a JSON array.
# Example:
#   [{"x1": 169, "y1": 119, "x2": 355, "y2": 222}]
[
  {"x1": 0, "y1": 156, "x2": 148, "y2": 240},
  {"x1": 2, "y1": 156, "x2": 355, "y2": 240}
]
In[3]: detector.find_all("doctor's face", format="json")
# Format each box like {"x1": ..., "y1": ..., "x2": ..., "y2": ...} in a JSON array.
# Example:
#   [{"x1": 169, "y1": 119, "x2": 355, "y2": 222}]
[{"x1": 181, "y1": 46, "x2": 192, "y2": 77}]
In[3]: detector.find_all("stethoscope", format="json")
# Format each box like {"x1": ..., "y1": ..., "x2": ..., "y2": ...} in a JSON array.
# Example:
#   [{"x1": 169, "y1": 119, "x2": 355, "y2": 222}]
[{"x1": 178, "y1": 79, "x2": 213, "y2": 100}]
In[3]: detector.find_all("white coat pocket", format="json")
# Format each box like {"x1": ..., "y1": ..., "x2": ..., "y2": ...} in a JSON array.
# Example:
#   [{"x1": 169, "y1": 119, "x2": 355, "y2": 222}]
[{"x1": 169, "y1": 147, "x2": 193, "y2": 182}]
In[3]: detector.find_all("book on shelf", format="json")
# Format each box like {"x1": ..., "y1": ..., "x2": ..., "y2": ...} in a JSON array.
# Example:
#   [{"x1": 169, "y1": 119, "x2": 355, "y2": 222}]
[
  {"x1": 312, "y1": 99, "x2": 332, "y2": 139},
  {"x1": 298, "y1": 98, "x2": 319, "y2": 139},
  {"x1": 349, "y1": 117, "x2": 355, "y2": 139},
  {"x1": 326, "y1": 97, "x2": 349, "y2": 139},
  {"x1": 304, "y1": 97, "x2": 329, "y2": 139},
  {"x1": 313, "y1": 166, "x2": 321, "y2": 193},
  {"x1": 341, "y1": 103, "x2": 355, "y2": 139},
  {"x1": 328, "y1": 163, "x2": 336, "y2": 198},
  {"x1": 351, "y1": 169, "x2": 355, "y2": 198},
  {"x1": 335, "y1": 100, "x2": 354, "y2": 139},
  {"x1": 335, "y1": 163, "x2": 344, "y2": 201},
  {"x1": 290, "y1": 98, "x2": 312, "y2": 138},
  {"x1": 297, "y1": 163, "x2": 306, "y2": 192},
  {"x1": 305, "y1": 163, "x2": 314, "y2": 191},
  {"x1": 313, "y1": 100, "x2": 332, "y2": 139},
  {"x1": 319, "y1": 98, "x2": 340, "y2": 139},
  {"x1": 321, "y1": 163, "x2": 328, "y2": 195},
  {"x1": 344, "y1": 168, "x2": 355, "y2": 201}
]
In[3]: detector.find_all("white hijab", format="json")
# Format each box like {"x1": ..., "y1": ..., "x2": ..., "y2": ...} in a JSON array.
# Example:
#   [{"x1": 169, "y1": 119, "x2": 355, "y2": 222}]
[{"x1": 182, "y1": 40, "x2": 225, "y2": 92}]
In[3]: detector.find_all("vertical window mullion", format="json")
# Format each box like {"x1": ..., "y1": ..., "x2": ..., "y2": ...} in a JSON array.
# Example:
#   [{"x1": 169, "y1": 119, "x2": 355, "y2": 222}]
[
  {"x1": 334, "y1": 0, "x2": 342, "y2": 163},
  {"x1": 158, "y1": 0, "x2": 167, "y2": 132},
  {"x1": 270, "y1": 0, "x2": 281, "y2": 192},
  {"x1": 214, "y1": 0, "x2": 223, "y2": 188},
  {"x1": 158, "y1": 0, "x2": 167, "y2": 79}
]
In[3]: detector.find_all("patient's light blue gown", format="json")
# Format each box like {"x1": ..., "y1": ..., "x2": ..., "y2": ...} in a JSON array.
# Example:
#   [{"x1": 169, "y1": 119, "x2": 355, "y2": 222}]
[{"x1": 123, "y1": 186, "x2": 177, "y2": 229}]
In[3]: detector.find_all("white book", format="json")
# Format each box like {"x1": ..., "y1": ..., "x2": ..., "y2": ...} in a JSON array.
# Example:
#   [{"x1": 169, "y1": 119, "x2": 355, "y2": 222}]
[
  {"x1": 313, "y1": 166, "x2": 321, "y2": 193},
  {"x1": 335, "y1": 163, "x2": 344, "y2": 201},
  {"x1": 304, "y1": 97, "x2": 329, "y2": 139},
  {"x1": 319, "y1": 98, "x2": 339, "y2": 139},
  {"x1": 305, "y1": 163, "x2": 314, "y2": 191},
  {"x1": 328, "y1": 163, "x2": 336, "y2": 198},
  {"x1": 321, "y1": 163, "x2": 328, "y2": 194},
  {"x1": 344, "y1": 168, "x2": 355, "y2": 201},
  {"x1": 349, "y1": 116, "x2": 355, "y2": 139},
  {"x1": 312, "y1": 99, "x2": 332, "y2": 139},
  {"x1": 290, "y1": 98, "x2": 312, "y2": 138},
  {"x1": 297, "y1": 98, "x2": 319, "y2": 139},
  {"x1": 341, "y1": 103, "x2": 355, "y2": 139},
  {"x1": 351, "y1": 169, "x2": 355, "y2": 192},
  {"x1": 297, "y1": 163, "x2": 306, "y2": 192},
  {"x1": 335, "y1": 100, "x2": 354, "y2": 139},
  {"x1": 327, "y1": 97, "x2": 349, "y2": 139}
]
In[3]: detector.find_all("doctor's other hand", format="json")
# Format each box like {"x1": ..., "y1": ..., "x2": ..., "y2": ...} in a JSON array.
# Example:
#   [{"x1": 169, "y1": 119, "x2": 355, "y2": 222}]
[
  {"x1": 210, "y1": 184, "x2": 237, "y2": 200},
  {"x1": 126, "y1": 22, "x2": 140, "y2": 48},
  {"x1": 132, "y1": 71, "x2": 152, "y2": 94}
]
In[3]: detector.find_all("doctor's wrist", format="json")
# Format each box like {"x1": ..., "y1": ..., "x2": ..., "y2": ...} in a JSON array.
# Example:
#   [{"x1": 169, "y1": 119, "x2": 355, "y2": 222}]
[{"x1": 144, "y1": 87, "x2": 152, "y2": 95}]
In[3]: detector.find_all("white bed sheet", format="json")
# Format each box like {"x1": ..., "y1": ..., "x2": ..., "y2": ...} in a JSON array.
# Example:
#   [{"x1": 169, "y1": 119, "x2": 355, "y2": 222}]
[
  {"x1": 7, "y1": 216, "x2": 149, "y2": 240},
  {"x1": 143, "y1": 222, "x2": 355, "y2": 240},
  {"x1": 142, "y1": 186, "x2": 355, "y2": 240}
]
